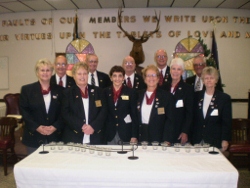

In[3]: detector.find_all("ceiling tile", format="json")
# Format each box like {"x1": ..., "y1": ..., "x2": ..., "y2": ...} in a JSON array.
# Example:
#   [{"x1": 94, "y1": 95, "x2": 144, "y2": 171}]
[
  {"x1": 46, "y1": 0, "x2": 77, "y2": 10},
  {"x1": 240, "y1": 1, "x2": 250, "y2": 9},
  {"x1": 98, "y1": 0, "x2": 123, "y2": 8},
  {"x1": 21, "y1": 0, "x2": 54, "y2": 11},
  {"x1": 172, "y1": 0, "x2": 198, "y2": 8},
  {"x1": 148, "y1": 0, "x2": 172, "y2": 7},
  {"x1": 0, "y1": 5, "x2": 12, "y2": 13},
  {"x1": 196, "y1": 0, "x2": 225, "y2": 8},
  {"x1": 0, "y1": 1, "x2": 32, "y2": 12},
  {"x1": 124, "y1": 0, "x2": 147, "y2": 8},
  {"x1": 219, "y1": 0, "x2": 250, "y2": 9},
  {"x1": 72, "y1": 0, "x2": 100, "y2": 9}
]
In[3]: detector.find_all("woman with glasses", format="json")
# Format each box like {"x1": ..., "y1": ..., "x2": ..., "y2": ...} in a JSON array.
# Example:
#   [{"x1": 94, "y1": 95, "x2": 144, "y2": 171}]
[
  {"x1": 136, "y1": 64, "x2": 175, "y2": 144},
  {"x1": 20, "y1": 58, "x2": 64, "y2": 154},
  {"x1": 192, "y1": 66, "x2": 231, "y2": 151},
  {"x1": 61, "y1": 62, "x2": 107, "y2": 145},
  {"x1": 165, "y1": 58, "x2": 194, "y2": 145}
]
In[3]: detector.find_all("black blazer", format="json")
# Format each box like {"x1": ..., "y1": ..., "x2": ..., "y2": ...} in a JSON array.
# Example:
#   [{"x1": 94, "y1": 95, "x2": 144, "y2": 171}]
[
  {"x1": 20, "y1": 82, "x2": 64, "y2": 148},
  {"x1": 123, "y1": 73, "x2": 146, "y2": 91},
  {"x1": 103, "y1": 86, "x2": 138, "y2": 142},
  {"x1": 50, "y1": 74, "x2": 76, "y2": 89},
  {"x1": 192, "y1": 90, "x2": 232, "y2": 148},
  {"x1": 165, "y1": 80, "x2": 194, "y2": 143},
  {"x1": 185, "y1": 75, "x2": 224, "y2": 92},
  {"x1": 158, "y1": 66, "x2": 171, "y2": 89},
  {"x1": 137, "y1": 88, "x2": 175, "y2": 143},
  {"x1": 96, "y1": 71, "x2": 112, "y2": 89},
  {"x1": 61, "y1": 84, "x2": 107, "y2": 145}
]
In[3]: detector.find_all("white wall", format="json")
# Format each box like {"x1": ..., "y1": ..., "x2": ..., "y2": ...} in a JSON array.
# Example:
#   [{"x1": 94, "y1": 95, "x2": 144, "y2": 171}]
[{"x1": 0, "y1": 8, "x2": 249, "y2": 117}]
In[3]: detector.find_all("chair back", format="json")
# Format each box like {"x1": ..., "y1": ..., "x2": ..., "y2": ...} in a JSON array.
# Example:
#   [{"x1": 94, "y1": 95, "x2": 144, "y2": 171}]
[
  {"x1": 0, "y1": 117, "x2": 17, "y2": 145},
  {"x1": 232, "y1": 118, "x2": 250, "y2": 144},
  {"x1": 3, "y1": 93, "x2": 21, "y2": 116}
]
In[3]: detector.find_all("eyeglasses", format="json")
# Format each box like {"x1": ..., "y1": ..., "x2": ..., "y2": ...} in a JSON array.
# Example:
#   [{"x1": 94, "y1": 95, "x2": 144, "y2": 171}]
[
  {"x1": 146, "y1": 74, "x2": 158, "y2": 78},
  {"x1": 56, "y1": 63, "x2": 66, "y2": 67},
  {"x1": 157, "y1": 55, "x2": 167, "y2": 59},
  {"x1": 193, "y1": 63, "x2": 205, "y2": 67},
  {"x1": 88, "y1": 60, "x2": 98, "y2": 64},
  {"x1": 124, "y1": 62, "x2": 134, "y2": 65}
]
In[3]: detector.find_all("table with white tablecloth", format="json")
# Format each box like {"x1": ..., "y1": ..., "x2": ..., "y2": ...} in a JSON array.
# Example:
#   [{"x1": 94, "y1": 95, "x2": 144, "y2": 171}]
[{"x1": 14, "y1": 145, "x2": 238, "y2": 188}]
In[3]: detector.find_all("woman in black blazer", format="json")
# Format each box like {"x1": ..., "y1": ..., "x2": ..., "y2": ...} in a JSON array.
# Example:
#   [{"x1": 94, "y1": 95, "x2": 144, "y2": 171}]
[
  {"x1": 103, "y1": 66, "x2": 138, "y2": 144},
  {"x1": 61, "y1": 62, "x2": 107, "y2": 145},
  {"x1": 165, "y1": 58, "x2": 194, "y2": 144},
  {"x1": 192, "y1": 66, "x2": 231, "y2": 151},
  {"x1": 137, "y1": 64, "x2": 175, "y2": 144},
  {"x1": 20, "y1": 58, "x2": 63, "y2": 154}
]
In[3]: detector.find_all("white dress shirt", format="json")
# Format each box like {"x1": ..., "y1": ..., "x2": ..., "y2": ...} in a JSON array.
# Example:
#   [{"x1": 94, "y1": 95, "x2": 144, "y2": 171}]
[
  {"x1": 125, "y1": 73, "x2": 135, "y2": 87},
  {"x1": 203, "y1": 92, "x2": 212, "y2": 118},
  {"x1": 43, "y1": 92, "x2": 51, "y2": 114},
  {"x1": 56, "y1": 74, "x2": 66, "y2": 88},
  {"x1": 141, "y1": 91, "x2": 154, "y2": 124},
  {"x1": 82, "y1": 98, "x2": 90, "y2": 144},
  {"x1": 158, "y1": 66, "x2": 167, "y2": 77},
  {"x1": 195, "y1": 75, "x2": 204, "y2": 91}
]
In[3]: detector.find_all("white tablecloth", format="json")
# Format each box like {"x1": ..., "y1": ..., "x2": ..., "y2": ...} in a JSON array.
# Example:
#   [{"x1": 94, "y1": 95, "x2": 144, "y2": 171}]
[{"x1": 14, "y1": 145, "x2": 238, "y2": 188}]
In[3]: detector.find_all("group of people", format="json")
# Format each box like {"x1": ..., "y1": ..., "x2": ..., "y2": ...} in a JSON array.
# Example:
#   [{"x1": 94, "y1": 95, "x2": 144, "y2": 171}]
[{"x1": 19, "y1": 49, "x2": 232, "y2": 155}]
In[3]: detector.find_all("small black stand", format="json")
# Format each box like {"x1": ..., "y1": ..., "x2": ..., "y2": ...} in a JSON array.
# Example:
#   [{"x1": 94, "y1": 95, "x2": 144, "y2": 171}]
[
  {"x1": 39, "y1": 144, "x2": 49, "y2": 154},
  {"x1": 209, "y1": 146, "x2": 219, "y2": 155},
  {"x1": 128, "y1": 144, "x2": 138, "y2": 160},
  {"x1": 117, "y1": 140, "x2": 127, "y2": 154}
]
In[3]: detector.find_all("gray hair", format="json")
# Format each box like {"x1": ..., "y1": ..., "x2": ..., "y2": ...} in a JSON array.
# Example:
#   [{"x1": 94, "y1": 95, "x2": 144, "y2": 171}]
[{"x1": 170, "y1": 57, "x2": 185, "y2": 70}]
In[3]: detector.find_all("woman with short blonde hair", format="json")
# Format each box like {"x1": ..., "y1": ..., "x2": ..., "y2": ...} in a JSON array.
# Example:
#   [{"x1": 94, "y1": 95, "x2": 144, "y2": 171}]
[
  {"x1": 192, "y1": 66, "x2": 232, "y2": 151},
  {"x1": 20, "y1": 58, "x2": 63, "y2": 154}
]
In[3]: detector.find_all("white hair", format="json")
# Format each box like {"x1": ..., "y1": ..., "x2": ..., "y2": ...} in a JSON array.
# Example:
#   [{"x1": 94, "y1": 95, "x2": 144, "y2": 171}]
[{"x1": 170, "y1": 57, "x2": 185, "y2": 70}]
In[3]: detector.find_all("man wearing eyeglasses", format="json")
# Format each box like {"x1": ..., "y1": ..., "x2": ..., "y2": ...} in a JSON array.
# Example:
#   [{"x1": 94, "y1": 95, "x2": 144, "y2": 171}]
[
  {"x1": 186, "y1": 56, "x2": 223, "y2": 92},
  {"x1": 50, "y1": 55, "x2": 76, "y2": 88},
  {"x1": 154, "y1": 49, "x2": 171, "y2": 87},
  {"x1": 86, "y1": 54, "x2": 111, "y2": 89},
  {"x1": 122, "y1": 56, "x2": 146, "y2": 91}
]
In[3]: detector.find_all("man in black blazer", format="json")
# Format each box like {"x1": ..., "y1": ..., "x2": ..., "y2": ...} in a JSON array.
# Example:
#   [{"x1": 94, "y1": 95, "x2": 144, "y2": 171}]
[
  {"x1": 50, "y1": 55, "x2": 76, "y2": 88},
  {"x1": 122, "y1": 55, "x2": 146, "y2": 91},
  {"x1": 185, "y1": 56, "x2": 223, "y2": 92},
  {"x1": 155, "y1": 49, "x2": 171, "y2": 87},
  {"x1": 86, "y1": 54, "x2": 111, "y2": 89}
]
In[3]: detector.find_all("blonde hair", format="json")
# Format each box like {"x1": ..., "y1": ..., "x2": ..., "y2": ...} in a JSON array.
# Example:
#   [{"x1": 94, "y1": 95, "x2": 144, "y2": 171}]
[
  {"x1": 201, "y1": 66, "x2": 219, "y2": 82},
  {"x1": 35, "y1": 58, "x2": 53, "y2": 74},
  {"x1": 142, "y1": 64, "x2": 160, "y2": 79},
  {"x1": 72, "y1": 62, "x2": 89, "y2": 76}
]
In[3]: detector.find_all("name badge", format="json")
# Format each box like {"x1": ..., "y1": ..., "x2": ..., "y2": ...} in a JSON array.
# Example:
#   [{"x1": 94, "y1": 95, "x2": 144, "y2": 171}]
[
  {"x1": 95, "y1": 100, "x2": 102, "y2": 107},
  {"x1": 121, "y1": 95, "x2": 129, "y2": 100},
  {"x1": 210, "y1": 109, "x2": 218, "y2": 116},
  {"x1": 176, "y1": 99, "x2": 184, "y2": 108},
  {"x1": 157, "y1": 107, "x2": 165, "y2": 115}
]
